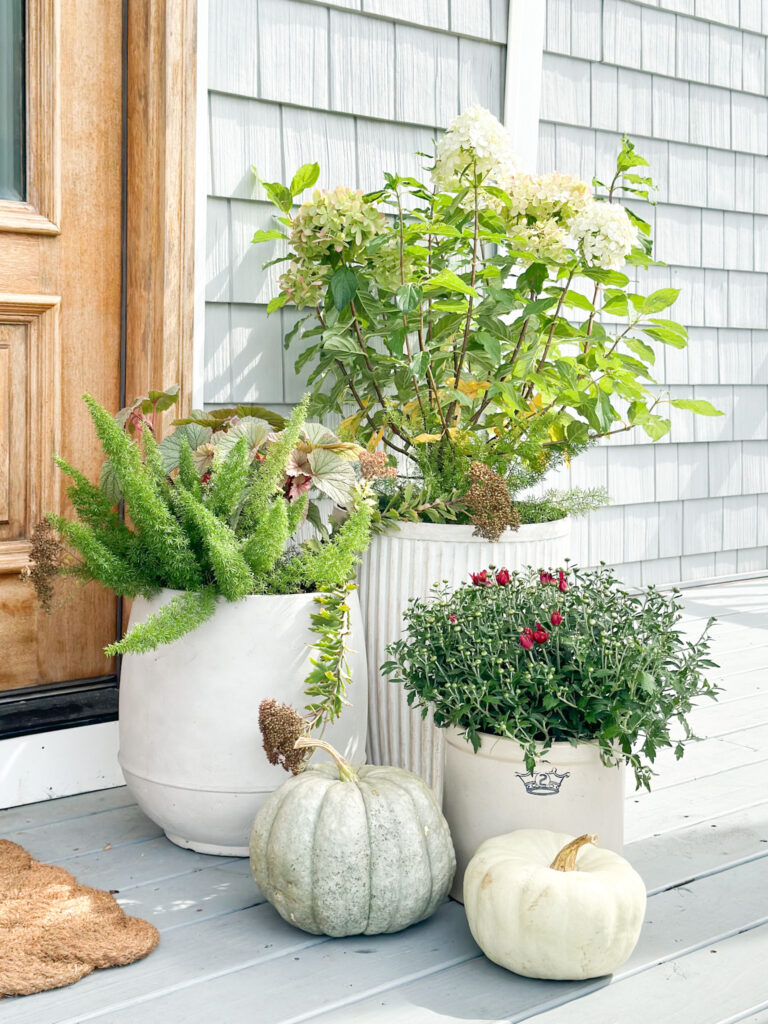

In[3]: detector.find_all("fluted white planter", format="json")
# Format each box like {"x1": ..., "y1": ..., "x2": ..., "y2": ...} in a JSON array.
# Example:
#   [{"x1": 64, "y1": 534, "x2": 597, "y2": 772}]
[
  {"x1": 443, "y1": 729, "x2": 624, "y2": 901},
  {"x1": 357, "y1": 518, "x2": 571, "y2": 798},
  {"x1": 119, "y1": 589, "x2": 368, "y2": 856}
]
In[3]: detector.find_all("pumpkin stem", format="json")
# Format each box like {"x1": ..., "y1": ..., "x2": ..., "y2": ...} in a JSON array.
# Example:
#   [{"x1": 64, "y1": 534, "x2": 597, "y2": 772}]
[
  {"x1": 294, "y1": 737, "x2": 358, "y2": 783},
  {"x1": 549, "y1": 833, "x2": 598, "y2": 872}
]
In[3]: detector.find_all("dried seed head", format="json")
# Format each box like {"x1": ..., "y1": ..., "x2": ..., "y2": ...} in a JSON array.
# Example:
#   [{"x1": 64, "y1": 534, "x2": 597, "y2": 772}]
[
  {"x1": 258, "y1": 699, "x2": 311, "y2": 775},
  {"x1": 23, "y1": 519, "x2": 64, "y2": 613},
  {"x1": 358, "y1": 450, "x2": 397, "y2": 481},
  {"x1": 465, "y1": 462, "x2": 518, "y2": 542}
]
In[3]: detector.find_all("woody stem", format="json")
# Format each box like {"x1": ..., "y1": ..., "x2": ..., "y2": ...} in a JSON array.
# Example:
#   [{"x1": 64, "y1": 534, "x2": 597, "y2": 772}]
[{"x1": 294, "y1": 736, "x2": 358, "y2": 782}]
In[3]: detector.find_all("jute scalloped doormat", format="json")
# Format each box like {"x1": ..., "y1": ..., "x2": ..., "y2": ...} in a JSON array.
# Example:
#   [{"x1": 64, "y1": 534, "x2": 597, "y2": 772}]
[{"x1": 0, "y1": 839, "x2": 159, "y2": 997}]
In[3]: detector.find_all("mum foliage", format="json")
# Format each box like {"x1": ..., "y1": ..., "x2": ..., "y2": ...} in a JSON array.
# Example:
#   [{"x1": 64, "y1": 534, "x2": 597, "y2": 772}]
[
  {"x1": 255, "y1": 107, "x2": 721, "y2": 536},
  {"x1": 382, "y1": 565, "x2": 719, "y2": 790},
  {"x1": 34, "y1": 392, "x2": 374, "y2": 658}
]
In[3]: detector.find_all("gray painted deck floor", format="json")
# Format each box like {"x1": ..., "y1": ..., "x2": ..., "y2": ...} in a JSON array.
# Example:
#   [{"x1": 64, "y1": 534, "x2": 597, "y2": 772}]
[{"x1": 3, "y1": 577, "x2": 768, "y2": 1023}]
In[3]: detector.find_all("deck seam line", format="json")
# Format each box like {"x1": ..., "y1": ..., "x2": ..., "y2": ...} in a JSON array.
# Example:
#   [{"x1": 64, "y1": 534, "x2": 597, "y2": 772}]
[
  {"x1": 504, "y1": 918, "x2": 768, "y2": 1024},
  {"x1": 628, "y1": 751, "x2": 768, "y2": 801},
  {"x1": 56, "y1": 936, "x2": 330, "y2": 1024},
  {"x1": 0, "y1": 799, "x2": 138, "y2": 833},
  {"x1": 627, "y1": 795, "x2": 768, "y2": 842},
  {"x1": 645, "y1": 847, "x2": 768, "y2": 897}
]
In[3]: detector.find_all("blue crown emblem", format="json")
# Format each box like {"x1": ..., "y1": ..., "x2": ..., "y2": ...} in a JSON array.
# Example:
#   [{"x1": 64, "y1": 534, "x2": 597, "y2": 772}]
[{"x1": 515, "y1": 767, "x2": 570, "y2": 796}]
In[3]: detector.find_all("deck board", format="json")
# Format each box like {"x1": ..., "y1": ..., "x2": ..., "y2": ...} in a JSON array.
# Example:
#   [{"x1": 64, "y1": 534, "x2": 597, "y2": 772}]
[{"x1": 1, "y1": 576, "x2": 767, "y2": 1023}]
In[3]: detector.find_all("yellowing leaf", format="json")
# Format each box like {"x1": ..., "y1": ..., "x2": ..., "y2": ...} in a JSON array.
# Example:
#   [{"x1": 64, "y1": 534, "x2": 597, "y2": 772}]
[
  {"x1": 367, "y1": 426, "x2": 386, "y2": 452},
  {"x1": 338, "y1": 412, "x2": 364, "y2": 440},
  {"x1": 456, "y1": 380, "x2": 490, "y2": 399},
  {"x1": 413, "y1": 433, "x2": 442, "y2": 443}
]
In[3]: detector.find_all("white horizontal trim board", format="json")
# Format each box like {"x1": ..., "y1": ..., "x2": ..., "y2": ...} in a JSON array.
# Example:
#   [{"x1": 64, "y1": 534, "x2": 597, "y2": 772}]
[{"x1": 0, "y1": 724, "x2": 124, "y2": 810}]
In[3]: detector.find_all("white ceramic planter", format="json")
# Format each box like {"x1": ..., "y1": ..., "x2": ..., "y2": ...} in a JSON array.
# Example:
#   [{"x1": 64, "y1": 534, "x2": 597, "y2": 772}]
[
  {"x1": 443, "y1": 728, "x2": 625, "y2": 901},
  {"x1": 119, "y1": 589, "x2": 368, "y2": 856},
  {"x1": 357, "y1": 518, "x2": 571, "y2": 797}
]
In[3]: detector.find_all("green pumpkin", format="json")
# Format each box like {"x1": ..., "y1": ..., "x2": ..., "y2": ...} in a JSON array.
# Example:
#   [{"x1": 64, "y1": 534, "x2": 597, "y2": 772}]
[{"x1": 249, "y1": 738, "x2": 455, "y2": 936}]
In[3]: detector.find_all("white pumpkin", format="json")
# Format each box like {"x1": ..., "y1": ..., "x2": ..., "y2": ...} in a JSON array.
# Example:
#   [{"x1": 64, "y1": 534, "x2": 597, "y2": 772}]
[
  {"x1": 250, "y1": 738, "x2": 455, "y2": 937},
  {"x1": 464, "y1": 829, "x2": 646, "y2": 980}
]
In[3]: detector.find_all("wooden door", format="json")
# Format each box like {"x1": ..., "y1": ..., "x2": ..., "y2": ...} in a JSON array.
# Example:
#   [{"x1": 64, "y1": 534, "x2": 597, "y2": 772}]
[{"x1": 0, "y1": 0, "x2": 123, "y2": 691}]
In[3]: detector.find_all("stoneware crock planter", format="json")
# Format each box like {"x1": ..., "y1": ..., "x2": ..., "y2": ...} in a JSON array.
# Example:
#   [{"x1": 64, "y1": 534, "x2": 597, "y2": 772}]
[
  {"x1": 119, "y1": 589, "x2": 368, "y2": 856},
  {"x1": 443, "y1": 727, "x2": 624, "y2": 901},
  {"x1": 357, "y1": 518, "x2": 571, "y2": 797}
]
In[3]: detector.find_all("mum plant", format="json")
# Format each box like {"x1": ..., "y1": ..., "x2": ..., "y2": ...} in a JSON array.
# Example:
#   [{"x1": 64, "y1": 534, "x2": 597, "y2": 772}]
[
  {"x1": 255, "y1": 107, "x2": 720, "y2": 538},
  {"x1": 28, "y1": 389, "x2": 374, "y2": 731},
  {"x1": 382, "y1": 565, "x2": 719, "y2": 789}
]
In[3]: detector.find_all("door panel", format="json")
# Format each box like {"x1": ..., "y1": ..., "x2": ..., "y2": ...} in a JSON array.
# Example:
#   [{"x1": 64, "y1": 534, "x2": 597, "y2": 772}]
[{"x1": 0, "y1": 0, "x2": 123, "y2": 690}]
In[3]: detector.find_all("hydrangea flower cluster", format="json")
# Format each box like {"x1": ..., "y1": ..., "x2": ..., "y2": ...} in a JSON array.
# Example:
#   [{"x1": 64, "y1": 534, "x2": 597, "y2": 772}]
[
  {"x1": 432, "y1": 105, "x2": 520, "y2": 191},
  {"x1": 290, "y1": 186, "x2": 386, "y2": 257},
  {"x1": 280, "y1": 187, "x2": 387, "y2": 308},
  {"x1": 570, "y1": 200, "x2": 639, "y2": 271},
  {"x1": 505, "y1": 172, "x2": 593, "y2": 222},
  {"x1": 278, "y1": 260, "x2": 330, "y2": 309},
  {"x1": 512, "y1": 219, "x2": 571, "y2": 264},
  {"x1": 432, "y1": 109, "x2": 637, "y2": 270}
]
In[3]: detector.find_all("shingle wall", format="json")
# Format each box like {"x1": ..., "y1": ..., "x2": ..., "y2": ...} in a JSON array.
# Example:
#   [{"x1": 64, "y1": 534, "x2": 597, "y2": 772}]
[
  {"x1": 539, "y1": 0, "x2": 768, "y2": 585},
  {"x1": 204, "y1": 0, "x2": 508, "y2": 413}
]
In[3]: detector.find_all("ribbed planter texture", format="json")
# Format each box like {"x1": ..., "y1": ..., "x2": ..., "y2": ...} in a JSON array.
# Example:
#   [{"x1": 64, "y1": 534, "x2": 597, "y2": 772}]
[
  {"x1": 443, "y1": 728, "x2": 625, "y2": 901},
  {"x1": 119, "y1": 589, "x2": 368, "y2": 856},
  {"x1": 357, "y1": 518, "x2": 571, "y2": 798}
]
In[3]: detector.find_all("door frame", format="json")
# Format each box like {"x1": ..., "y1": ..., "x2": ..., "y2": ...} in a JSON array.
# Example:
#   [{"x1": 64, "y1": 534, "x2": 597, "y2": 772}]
[{"x1": 0, "y1": 0, "x2": 197, "y2": 741}]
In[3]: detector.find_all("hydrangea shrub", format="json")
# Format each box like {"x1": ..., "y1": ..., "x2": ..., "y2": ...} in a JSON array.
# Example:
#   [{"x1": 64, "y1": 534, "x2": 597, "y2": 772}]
[{"x1": 255, "y1": 106, "x2": 721, "y2": 534}]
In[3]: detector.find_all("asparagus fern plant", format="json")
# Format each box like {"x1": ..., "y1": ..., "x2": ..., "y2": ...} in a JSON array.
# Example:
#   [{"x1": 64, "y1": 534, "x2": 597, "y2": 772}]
[{"x1": 32, "y1": 393, "x2": 374, "y2": 671}]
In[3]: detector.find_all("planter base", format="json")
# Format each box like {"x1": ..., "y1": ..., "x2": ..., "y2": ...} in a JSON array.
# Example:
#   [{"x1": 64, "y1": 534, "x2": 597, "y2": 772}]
[{"x1": 164, "y1": 833, "x2": 249, "y2": 857}]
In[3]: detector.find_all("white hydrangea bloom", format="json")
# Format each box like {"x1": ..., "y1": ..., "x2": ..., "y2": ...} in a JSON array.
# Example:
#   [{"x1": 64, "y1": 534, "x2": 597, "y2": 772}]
[
  {"x1": 570, "y1": 200, "x2": 638, "y2": 271},
  {"x1": 505, "y1": 172, "x2": 593, "y2": 221},
  {"x1": 513, "y1": 219, "x2": 571, "y2": 263},
  {"x1": 432, "y1": 106, "x2": 520, "y2": 191}
]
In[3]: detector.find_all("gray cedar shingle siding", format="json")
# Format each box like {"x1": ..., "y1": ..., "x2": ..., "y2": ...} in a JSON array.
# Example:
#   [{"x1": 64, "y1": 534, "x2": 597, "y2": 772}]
[
  {"x1": 205, "y1": 0, "x2": 768, "y2": 583},
  {"x1": 205, "y1": 0, "x2": 507, "y2": 407},
  {"x1": 539, "y1": 0, "x2": 768, "y2": 584}
]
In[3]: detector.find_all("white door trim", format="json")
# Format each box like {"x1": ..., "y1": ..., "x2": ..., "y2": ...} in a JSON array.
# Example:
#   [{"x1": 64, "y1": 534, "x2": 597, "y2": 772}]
[{"x1": 0, "y1": 723, "x2": 124, "y2": 809}]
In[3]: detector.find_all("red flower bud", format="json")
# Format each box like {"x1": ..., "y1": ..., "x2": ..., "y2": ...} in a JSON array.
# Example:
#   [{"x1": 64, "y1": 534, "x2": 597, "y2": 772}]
[
  {"x1": 532, "y1": 622, "x2": 550, "y2": 644},
  {"x1": 519, "y1": 632, "x2": 534, "y2": 650},
  {"x1": 558, "y1": 571, "x2": 568, "y2": 593},
  {"x1": 470, "y1": 570, "x2": 491, "y2": 586},
  {"x1": 495, "y1": 568, "x2": 511, "y2": 586},
  {"x1": 550, "y1": 610, "x2": 563, "y2": 626},
  {"x1": 539, "y1": 571, "x2": 555, "y2": 585},
  {"x1": 449, "y1": 613, "x2": 458, "y2": 624}
]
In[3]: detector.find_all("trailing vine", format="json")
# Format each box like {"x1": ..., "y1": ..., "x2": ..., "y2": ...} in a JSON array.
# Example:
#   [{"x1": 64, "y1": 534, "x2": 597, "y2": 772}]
[
  {"x1": 304, "y1": 582, "x2": 356, "y2": 734},
  {"x1": 258, "y1": 581, "x2": 361, "y2": 774}
]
